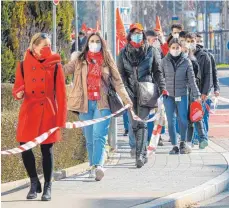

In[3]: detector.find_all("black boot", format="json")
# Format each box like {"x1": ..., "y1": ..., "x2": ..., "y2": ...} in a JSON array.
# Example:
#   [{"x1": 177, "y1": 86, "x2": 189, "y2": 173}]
[
  {"x1": 41, "y1": 182, "x2": 52, "y2": 201},
  {"x1": 27, "y1": 177, "x2": 42, "y2": 199},
  {"x1": 136, "y1": 155, "x2": 145, "y2": 168}
]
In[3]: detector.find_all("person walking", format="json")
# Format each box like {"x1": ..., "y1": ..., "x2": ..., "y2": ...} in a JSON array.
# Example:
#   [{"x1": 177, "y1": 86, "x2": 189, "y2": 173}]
[
  {"x1": 196, "y1": 33, "x2": 220, "y2": 132},
  {"x1": 63, "y1": 32, "x2": 132, "y2": 180},
  {"x1": 185, "y1": 33, "x2": 212, "y2": 135},
  {"x1": 118, "y1": 23, "x2": 166, "y2": 168},
  {"x1": 71, "y1": 31, "x2": 87, "y2": 53},
  {"x1": 161, "y1": 38, "x2": 201, "y2": 154},
  {"x1": 146, "y1": 30, "x2": 166, "y2": 146},
  {"x1": 182, "y1": 42, "x2": 208, "y2": 149},
  {"x1": 12, "y1": 33, "x2": 67, "y2": 201}
]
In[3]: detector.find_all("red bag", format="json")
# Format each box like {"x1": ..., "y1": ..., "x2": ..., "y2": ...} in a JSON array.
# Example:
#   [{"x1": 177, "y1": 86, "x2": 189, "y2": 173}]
[{"x1": 190, "y1": 101, "x2": 204, "y2": 123}]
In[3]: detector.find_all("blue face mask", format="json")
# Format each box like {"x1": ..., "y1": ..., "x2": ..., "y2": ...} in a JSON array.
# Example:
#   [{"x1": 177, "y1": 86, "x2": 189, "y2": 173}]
[{"x1": 131, "y1": 34, "x2": 143, "y2": 43}]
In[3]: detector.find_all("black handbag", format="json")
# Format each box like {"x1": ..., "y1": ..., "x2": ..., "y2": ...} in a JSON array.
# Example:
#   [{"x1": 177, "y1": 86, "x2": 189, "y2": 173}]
[
  {"x1": 101, "y1": 76, "x2": 124, "y2": 117},
  {"x1": 133, "y1": 67, "x2": 159, "y2": 108}
]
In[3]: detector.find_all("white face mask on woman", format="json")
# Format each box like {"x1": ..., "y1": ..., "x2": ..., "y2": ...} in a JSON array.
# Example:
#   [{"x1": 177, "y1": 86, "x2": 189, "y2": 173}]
[
  {"x1": 88, "y1": 43, "x2": 102, "y2": 53},
  {"x1": 170, "y1": 49, "x2": 181, "y2": 57}
]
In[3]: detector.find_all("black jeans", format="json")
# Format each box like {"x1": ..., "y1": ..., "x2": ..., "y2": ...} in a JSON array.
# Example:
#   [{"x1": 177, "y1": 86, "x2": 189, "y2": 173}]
[
  {"x1": 20, "y1": 143, "x2": 54, "y2": 182},
  {"x1": 129, "y1": 98, "x2": 150, "y2": 159}
]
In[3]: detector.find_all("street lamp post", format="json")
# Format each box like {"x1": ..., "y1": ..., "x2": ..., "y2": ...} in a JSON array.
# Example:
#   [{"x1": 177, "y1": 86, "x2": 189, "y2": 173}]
[
  {"x1": 52, "y1": 3, "x2": 57, "y2": 52},
  {"x1": 74, "y1": 0, "x2": 78, "y2": 51}
]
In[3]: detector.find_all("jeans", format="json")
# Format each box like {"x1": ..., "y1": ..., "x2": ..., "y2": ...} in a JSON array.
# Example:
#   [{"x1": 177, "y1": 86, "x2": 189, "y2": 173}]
[
  {"x1": 127, "y1": 111, "x2": 136, "y2": 149},
  {"x1": 147, "y1": 113, "x2": 165, "y2": 144},
  {"x1": 164, "y1": 96, "x2": 188, "y2": 145},
  {"x1": 123, "y1": 110, "x2": 129, "y2": 131},
  {"x1": 203, "y1": 98, "x2": 212, "y2": 132},
  {"x1": 20, "y1": 143, "x2": 53, "y2": 182},
  {"x1": 79, "y1": 100, "x2": 111, "y2": 167},
  {"x1": 190, "y1": 101, "x2": 208, "y2": 143}
]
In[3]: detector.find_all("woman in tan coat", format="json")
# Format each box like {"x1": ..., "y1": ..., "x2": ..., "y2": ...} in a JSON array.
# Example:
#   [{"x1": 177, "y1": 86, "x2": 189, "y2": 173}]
[{"x1": 63, "y1": 32, "x2": 132, "y2": 181}]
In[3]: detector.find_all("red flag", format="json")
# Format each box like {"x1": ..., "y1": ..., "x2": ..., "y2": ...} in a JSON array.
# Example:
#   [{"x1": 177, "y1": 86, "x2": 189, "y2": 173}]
[
  {"x1": 154, "y1": 16, "x2": 163, "y2": 32},
  {"x1": 96, "y1": 21, "x2": 100, "y2": 32},
  {"x1": 116, "y1": 8, "x2": 127, "y2": 55},
  {"x1": 81, "y1": 23, "x2": 88, "y2": 32}
]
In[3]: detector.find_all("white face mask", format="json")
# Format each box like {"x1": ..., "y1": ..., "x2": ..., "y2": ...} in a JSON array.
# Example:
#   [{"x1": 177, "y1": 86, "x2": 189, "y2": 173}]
[
  {"x1": 170, "y1": 49, "x2": 181, "y2": 57},
  {"x1": 183, "y1": 52, "x2": 189, "y2": 58},
  {"x1": 189, "y1": 43, "x2": 196, "y2": 51},
  {"x1": 88, "y1": 43, "x2": 101, "y2": 53},
  {"x1": 152, "y1": 40, "x2": 161, "y2": 49},
  {"x1": 198, "y1": 42, "x2": 204, "y2": 47},
  {"x1": 172, "y1": 33, "x2": 179, "y2": 39}
]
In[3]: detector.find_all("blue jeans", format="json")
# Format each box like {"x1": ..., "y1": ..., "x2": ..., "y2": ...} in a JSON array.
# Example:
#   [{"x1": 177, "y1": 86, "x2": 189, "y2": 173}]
[
  {"x1": 123, "y1": 110, "x2": 129, "y2": 131},
  {"x1": 147, "y1": 113, "x2": 165, "y2": 143},
  {"x1": 164, "y1": 96, "x2": 188, "y2": 145},
  {"x1": 192, "y1": 101, "x2": 209, "y2": 143},
  {"x1": 203, "y1": 98, "x2": 212, "y2": 133},
  {"x1": 79, "y1": 101, "x2": 111, "y2": 167},
  {"x1": 127, "y1": 111, "x2": 136, "y2": 149}
]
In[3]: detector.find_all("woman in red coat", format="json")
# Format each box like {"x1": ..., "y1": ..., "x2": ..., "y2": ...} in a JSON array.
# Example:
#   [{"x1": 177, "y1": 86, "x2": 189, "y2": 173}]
[{"x1": 12, "y1": 33, "x2": 67, "y2": 201}]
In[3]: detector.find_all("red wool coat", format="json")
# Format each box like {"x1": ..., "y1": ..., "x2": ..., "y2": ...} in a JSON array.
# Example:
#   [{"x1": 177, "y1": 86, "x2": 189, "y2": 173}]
[{"x1": 12, "y1": 49, "x2": 67, "y2": 144}]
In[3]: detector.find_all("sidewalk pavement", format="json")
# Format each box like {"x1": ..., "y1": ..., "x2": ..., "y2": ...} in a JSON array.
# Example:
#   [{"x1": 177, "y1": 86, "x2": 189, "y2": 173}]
[{"x1": 1, "y1": 117, "x2": 229, "y2": 208}]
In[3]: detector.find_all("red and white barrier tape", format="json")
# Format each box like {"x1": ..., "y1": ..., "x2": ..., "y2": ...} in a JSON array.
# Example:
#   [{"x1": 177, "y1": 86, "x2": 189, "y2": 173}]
[
  {"x1": 148, "y1": 97, "x2": 165, "y2": 151},
  {"x1": 2, "y1": 98, "x2": 165, "y2": 155}
]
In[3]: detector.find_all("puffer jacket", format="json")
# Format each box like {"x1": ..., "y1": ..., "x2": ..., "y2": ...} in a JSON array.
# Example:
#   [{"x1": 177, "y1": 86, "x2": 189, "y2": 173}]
[
  {"x1": 160, "y1": 53, "x2": 200, "y2": 98},
  {"x1": 118, "y1": 43, "x2": 165, "y2": 101},
  {"x1": 194, "y1": 45, "x2": 212, "y2": 95},
  {"x1": 197, "y1": 44, "x2": 219, "y2": 92}
]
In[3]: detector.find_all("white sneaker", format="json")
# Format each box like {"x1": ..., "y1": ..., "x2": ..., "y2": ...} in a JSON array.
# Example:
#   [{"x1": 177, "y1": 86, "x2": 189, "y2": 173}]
[
  {"x1": 88, "y1": 167, "x2": 96, "y2": 178},
  {"x1": 95, "y1": 166, "x2": 104, "y2": 181}
]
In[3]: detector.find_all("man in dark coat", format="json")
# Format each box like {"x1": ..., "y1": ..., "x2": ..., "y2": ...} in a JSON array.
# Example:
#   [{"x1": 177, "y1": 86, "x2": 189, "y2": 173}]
[{"x1": 71, "y1": 31, "x2": 87, "y2": 53}]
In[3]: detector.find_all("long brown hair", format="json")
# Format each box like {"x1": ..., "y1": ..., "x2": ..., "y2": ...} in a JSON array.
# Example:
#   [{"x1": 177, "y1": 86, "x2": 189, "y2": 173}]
[{"x1": 78, "y1": 32, "x2": 115, "y2": 68}]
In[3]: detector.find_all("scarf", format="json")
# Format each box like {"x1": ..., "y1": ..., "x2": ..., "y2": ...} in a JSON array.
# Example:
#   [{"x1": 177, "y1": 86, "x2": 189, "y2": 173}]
[
  {"x1": 125, "y1": 41, "x2": 148, "y2": 66},
  {"x1": 86, "y1": 51, "x2": 104, "y2": 100}
]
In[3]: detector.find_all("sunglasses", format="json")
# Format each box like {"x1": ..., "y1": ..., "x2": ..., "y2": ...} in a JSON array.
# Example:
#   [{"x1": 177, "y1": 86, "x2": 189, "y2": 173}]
[{"x1": 33, "y1": 33, "x2": 50, "y2": 44}]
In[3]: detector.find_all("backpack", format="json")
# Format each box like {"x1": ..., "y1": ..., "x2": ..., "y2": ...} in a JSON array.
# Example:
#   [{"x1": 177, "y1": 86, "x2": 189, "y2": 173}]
[{"x1": 20, "y1": 62, "x2": 58, "y2": 92}]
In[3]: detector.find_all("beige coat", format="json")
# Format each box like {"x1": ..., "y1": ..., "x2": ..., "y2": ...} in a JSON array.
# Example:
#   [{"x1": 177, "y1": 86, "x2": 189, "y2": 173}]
[{"x1": 63, "y1": 53, "x2": 132, "y2": 113}]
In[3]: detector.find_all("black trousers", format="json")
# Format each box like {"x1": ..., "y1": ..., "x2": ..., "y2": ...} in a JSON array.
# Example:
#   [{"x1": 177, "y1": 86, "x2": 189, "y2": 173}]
[
  {"x1": 129, "y1": 98, "x2": 150, "y2": 158},
  {"x1": 20, "y1": 143, "x2": 54, "y2": 182}
]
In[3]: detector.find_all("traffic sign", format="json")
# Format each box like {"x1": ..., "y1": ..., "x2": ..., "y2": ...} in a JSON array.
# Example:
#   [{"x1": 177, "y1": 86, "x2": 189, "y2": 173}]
[
  {"x1": 53, "y1": 0, "x2": 59, "y2": 6},
  {"x1": 172, "y1": 16, "x2": 179, "y2": 21}
]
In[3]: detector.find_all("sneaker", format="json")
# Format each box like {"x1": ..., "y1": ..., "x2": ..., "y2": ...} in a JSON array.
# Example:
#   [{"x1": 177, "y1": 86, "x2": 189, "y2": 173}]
[
  {"x1": 95, "y1": 166, "x2": 104, "y2": 181},
  {"x1": 169, "y1": 146, "x2": 179, "y2": 154},
  {"x1": 88, "y1": 167, "x2": 96, "y2": 178},
  {"x1": 130, "y1": 148, "x2": 136, "y2": 158},
  {"x1": 123, "y1": 130, "x2": 128, "y2": 136},
  {"x1": 193, "y1": 139, "x2": 199, "y2": 145},
  {"x1": 199, "y1": 140, "x2": 208, "y2": 149},
  {"x1": 180, "y1": 142, "x2": 192, "y2": 154}
]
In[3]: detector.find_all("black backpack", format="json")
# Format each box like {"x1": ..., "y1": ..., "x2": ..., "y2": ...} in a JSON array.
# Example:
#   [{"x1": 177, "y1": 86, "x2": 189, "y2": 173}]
[{"x1": 20, "y1": 62, "x2": 58, "y2": 92}]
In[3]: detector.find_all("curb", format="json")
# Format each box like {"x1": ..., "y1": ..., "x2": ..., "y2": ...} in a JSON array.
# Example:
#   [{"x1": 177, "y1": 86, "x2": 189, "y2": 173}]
[
  {"x1": 1, "y1": 146, "x2": 113, "y2": 195},
  {"x1": 217, "y1": 67, "x2": 229, "y2": 71},
  {"x1": 133, "y1": 140, "x2": 229, "y2": 208}
]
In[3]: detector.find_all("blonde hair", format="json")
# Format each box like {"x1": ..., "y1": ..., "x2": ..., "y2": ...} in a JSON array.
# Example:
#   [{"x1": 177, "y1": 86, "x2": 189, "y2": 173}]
[
  {"x1": 29, "y1": 33, "x2": 47, "y2": 51},
  {"x1": 24, "y1": 33, "x2": 49, "y2": 60}
]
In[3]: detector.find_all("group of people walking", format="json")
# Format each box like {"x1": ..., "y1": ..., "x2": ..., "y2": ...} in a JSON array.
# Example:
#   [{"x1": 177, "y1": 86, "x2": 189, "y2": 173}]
[{"x1": 12, "y1": 21, "x2": 219, "y2": 201}]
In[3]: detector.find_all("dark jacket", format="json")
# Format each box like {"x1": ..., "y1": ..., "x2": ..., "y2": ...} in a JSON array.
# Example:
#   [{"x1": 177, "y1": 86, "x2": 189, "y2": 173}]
[
  {"x1": 197, "y1": 44, "x2": 220, "y2": 92},
  {"x1": 118, "y1": 43, "x2": 165, "y2": 101},
  {"x1": 194, "y1": 45, "x2": 212, "y2": 95},
  {"x1": 190, "y1": 57, "x2": 201, "y2": 90},
  {"x1": 71, "y1": 36, "x2": 87, "y2": 53},
  {"x1": 160, "y1": 53, "x2": 200, "y2": 98}
]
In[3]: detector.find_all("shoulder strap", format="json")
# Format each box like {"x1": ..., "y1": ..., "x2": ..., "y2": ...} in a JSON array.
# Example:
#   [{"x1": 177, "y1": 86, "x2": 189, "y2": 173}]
[
  {"x1": 54, "y1": 63, "x2": 58, "y2": 92},
  {"x1": 20, "y1": 61, "x2": 24, "y2": 78}
]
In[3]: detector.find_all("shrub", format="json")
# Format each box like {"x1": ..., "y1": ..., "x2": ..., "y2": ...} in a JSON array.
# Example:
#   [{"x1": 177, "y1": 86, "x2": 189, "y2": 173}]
[{"x1": 1, "y1": 84, "x2": 87, "y2": 183}]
